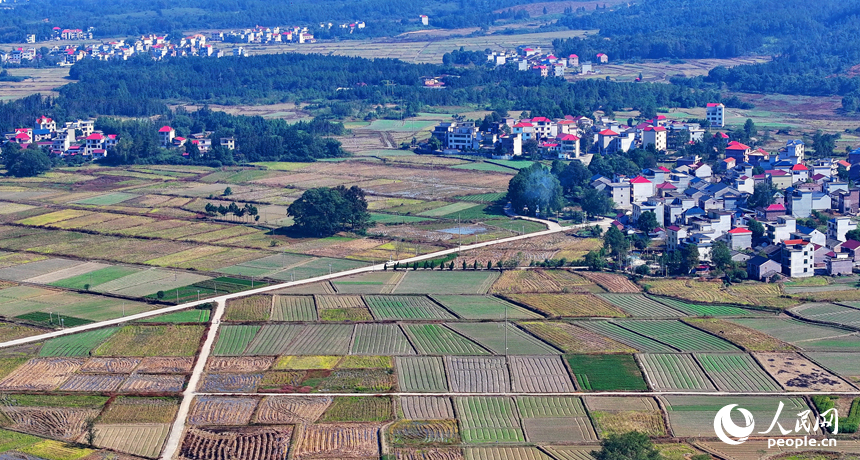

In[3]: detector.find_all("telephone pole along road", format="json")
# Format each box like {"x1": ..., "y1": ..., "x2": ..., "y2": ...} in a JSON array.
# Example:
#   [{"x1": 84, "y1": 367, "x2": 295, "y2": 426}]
[{"x1": 0, "y1": 217, "x2": 610, "y2": 351}]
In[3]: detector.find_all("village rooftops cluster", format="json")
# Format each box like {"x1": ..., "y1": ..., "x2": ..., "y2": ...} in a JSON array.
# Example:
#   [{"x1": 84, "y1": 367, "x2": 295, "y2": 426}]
[
  {"x1": 487, "y1": 45, "x2": 610, "y2": 77},
  {"x1": 2, "y1": 117, "x2": 114, "y2": 157},
  {"x1": 157, "y1": 126, "x2": 235, "y2": 154}
]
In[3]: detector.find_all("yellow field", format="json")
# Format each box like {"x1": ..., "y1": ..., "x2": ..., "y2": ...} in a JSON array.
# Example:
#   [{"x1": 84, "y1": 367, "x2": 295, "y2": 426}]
[
  {"x1": 273, "y1": 355, "x2": 341, "y2": 370},
  {"x1": 17, "y1": 210, "x2": 92, "y2": 226}
]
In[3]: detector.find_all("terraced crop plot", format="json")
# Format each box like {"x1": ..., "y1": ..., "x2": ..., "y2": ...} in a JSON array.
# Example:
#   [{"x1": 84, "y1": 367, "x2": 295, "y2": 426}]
[
  {"x1": 576, "y1": 321, "x2": 675, "y2": 352},
  {"x1": 213, "y1": 325, "x2": 261, "y2": 356},
  {"x1": 402, "y1": 324, "x2": 489, "y2": 355},
  {"x1": 23, "y1": 261, "x2": 109, "y2": 285},
  {"x1": 661, "y1": 396, "x2": 809, "y2": 437},
  {"x1": 566, "y1": 354, "x2": 648, "y2": 391},
  {"x1": 389, "y1": 420, "x2": 460, "y2": 445},
  {"x1": 365, "y1": 295, "x2": 456, "y2": 320},
  {"x1": 505, "y1": 293, "x2": 625, "y2": 318},
  {"x1": 396, "y1": 357, "x2": 449, "y2": 392},
  {"x1": 0, "y1": 358, "x2": 84, "y2": 391},
  {"x1": 615, "y1": 320, "x2": 740, "y2": 352},
  {"x1": 352, "y1": 324, "x2": 416, "y2": 355},
  {"x1": 137, "y1": 357, "x2": 194, "y2": 374},
  {"x1": 99, "y1": 397, "x2": 179, "y2": 424},
  {"x1": 447, "y1": 323, "x2": 560, "y2": 355},
  {"x1": 80, "y1": 357, "x2": 140, "y2": 373},
  {"x1": 393, "y1": 271, "x2": 500, "y2": 295},
  {"x1": 319, "y1": 396, "x2": 393, "y2": 422},
  {"x1": 39, "y1": 327, "x2": 118, "y2": 357},
  {"x1": 271, "y1": 295, "x2": 317, "y2": 321},
  {"x1": 180, "y1": 426, "x2": 293, "y2": 460},
  {"x1": 95, "y1": 423, "x2": 171, "y2": 458},
  {"x1": 273, "y1": 324, "x2": 353, "y2": 355},
  {"x1": 224, "y1": 295, "x2": 271, "y2": 321},
  {"x1": 694, "y1": 353, "x2": 781, "y2": 392},
  {"x1": 520, "y1": 322, "x2": 635, "y2": 353},
  {"x1": 57, "y1": 373, "x2": 127, "y2": 392},
  {"x1": 430, "y1": 295, "x2": 540, "y2": 320},
  {"x1": 0, "y1": 285, "x2": 153, "y2": 322},
  {"x1": 198, "y1": 373, "x2": 263, "y2": 392},
  {"x1": 684, "y1": 318, "x2": 795, "y2": 352},
  {"x1": 120, "y1": 374, "x2": 187, "y2": 392},
  {"x1": 598, "y1": 294, "x2": 685, "y2": 317},
  {"x1": 188, "y1": 396, "x2": 259, "y2": 426},
  {"x1": 273, "y1": 355, "x2": 341, "y2": 370},
  {"x1": 791, "y1": 302, "x2": 860, "y2": 328},
  {"x1": 293, "y1": 423, "x2": 381, "y2": 459},
  {"x1": 243, "y1": 324, "x2": 304, "y2": 355},
  {"x1": 579, "y1": 272, "x2": 640, "y2": 293},
  {"x1": 455, "y1": 397, "x2": 524, "y2": 443},
  {"x1": 507, "y1": 356, "x2": 574, "y2": 392},
  {"x1": 651, "y1": 296, "x2": 760, "y2": 317},
  {"x1": 731, "y1": 317, "x2": 860, "y2": 350},
  {"x1": 637, "y1": 354, "x2": 716, "y2": 391},
  {"x1": 754, "y1": 352, "x2": 856, "y2": 391},
  {"x1": 400, "y1": 396, "x2": 455, "y2": 420},
  {"x1": 446, "y1": 356, "x2": 510, "y2": 393},
  {"x1": 254, "y1": 396, "x2": 332, "y2": 424},
  {"x1": 91, "y1": 269, "x2": 211, "y2": 297},
  {"x1": 218, "y1": 253, "x2": 313, "y2": 278},
  {"x1": 804, "y1": 352, "x2": 860, "y2": 381},
  {"x1": 491, "y1": 270, "x2": 589, "y2": 294}
]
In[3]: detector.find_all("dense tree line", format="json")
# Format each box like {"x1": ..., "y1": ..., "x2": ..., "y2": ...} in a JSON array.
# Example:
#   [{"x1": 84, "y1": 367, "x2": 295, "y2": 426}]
[
  {"x1": 552, "y1": 0, "x2": 860, "y2": 110},
  {"x1": 58, "y1": 53, "x2": 724, "y2": 119}
]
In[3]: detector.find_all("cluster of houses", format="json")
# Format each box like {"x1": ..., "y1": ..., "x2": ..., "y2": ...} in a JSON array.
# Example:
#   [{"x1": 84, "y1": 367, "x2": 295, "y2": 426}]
[
  {"x1": 25, "y1": 27, "x2": 92, "y2": 44},
  {"x1": 209, "y1": 25, "x2": 320, "y2": 45},
  {"x1": 157, "y1": 126, "x2": 235, "y2": 153},
  {"x1": 486, "y1": 45, "x2": 609, "y2": 77},
  {"x1": 430, "y1": 111, "x2": 705, "y2": 160},
  {"x1": 3, "y1": 116, "x2": 116, "y2": 157},
  {"x1": 591, "y1": 136, "x2": 860, "y2": 279}
]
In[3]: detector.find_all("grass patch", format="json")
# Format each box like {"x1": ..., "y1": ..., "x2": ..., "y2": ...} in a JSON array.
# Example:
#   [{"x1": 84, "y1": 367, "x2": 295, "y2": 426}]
[
  {"x1": 0, "y1": 428, "x2": 41, "y2": 453},
  {"x1": 49, "y1": 266, "x2": 140, "y2": 290},
  {"x1": 20, "y1": 440, "x2": 93, "y2": 460},
  {"x1": 319, "y1": 396, "x2": 393, "y2": 422},
  {"x1": 566, "y1": 354, "x2": 648, "y2": 391},
  {"x1": 684, "y1": 318, "x2": 795, "y2": 351}
]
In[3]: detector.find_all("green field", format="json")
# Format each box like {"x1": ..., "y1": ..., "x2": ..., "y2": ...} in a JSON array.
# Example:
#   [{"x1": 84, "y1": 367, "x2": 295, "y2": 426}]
[
  {"x1": 597, "y1": 294, "x2": 684, "y2": 317},
  {"x1": 369, "y1": 213, "x2": 435, "y2": 224},
  {"x1": 74, "y1": 192, "x2": 138, "y2": 206},
  {"x1": 650, "y1": 296, "x2": 761, "y2": 317},
  {"x1": 394, "y1": 272, "x2": 500, "y2": 295},
  {"x1": 39, "y1": 327, "x2": 119, "y2": 357},
  {"x1": 694, "y1": 353, "x2": 781, "y2": 392},
  {"x1": 244, "y1": 324, "x2": 304, "y2": 355},
  {"x1": 49, "y1": 266, "x2": 141, "y2": 290},
  {"x1": 614, "y1": 320, "x2": 740, "y2": 352},
  {"x1": 364, "y1": 295, "x2": 456, "y2": 320},
  {"x1": 447, "y1": 323, "x2": 560, "y2": 355},
  {"x1": 135, "y1": 307, "x2": 211, "y2": 323},
  {"x1": 577, "y1": 321, "x2": 676, "y2": 353},
  {"x1": 455, "y1": 397, "x2": 525, "y2": 443},
  {"x1": 566, "y1": 354, "x2": 648, "y2": 391},
  {"x1": 455, "y1": 192, "x2": 507, "y2": 203},
  {"x1": 360, "y1": 119, "x2": 436, "y2": 132},
  {"x1": 213, "y1": 325, "x2": 261, "y2": 356},
  {"x1": 418, "y1": 202, "x2": 484, "y2": 218},
  {"x1": 451, "y1": 162, "x2": 517, "y2": 173},
  {"x1": 430, "y1": 295, "x2": 540, "y2": 319},
  {"x1": 402, "y1": 324, "x2": 489, "y2": 355}
]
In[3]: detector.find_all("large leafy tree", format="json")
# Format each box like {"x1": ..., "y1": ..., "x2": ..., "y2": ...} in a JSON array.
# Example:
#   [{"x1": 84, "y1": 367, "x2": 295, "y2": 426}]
[
  {"x1": 507, "y1": 163, "x2": 564, "y2": 216},
  {"x1": 287, "y1": 185, "x2": 370, "y2": 236},
  {"x1": 681, "y1": 243, "x2": 700, "y2": 274},
  {"x1": 592, "y1": 431, "x2": 662, "y2": 460},
  {"x1": 4, "y1": 143, "x2": 52, "y2": 177},
  {"x1": 580, "y1": 188, "x2": 614, "y2": 218},
  {"x1": 711, "y1": 240, "x2": 733, "y2": 271},
  {"x1": 637, "y1": 211, "x2": 659, "y2": 234},
  {"x1": 747, "y1": 182, "x2": 776, "y2": 208},
  {"x1": 604, "y1": 226, "x2": 629, "y2": 265}
]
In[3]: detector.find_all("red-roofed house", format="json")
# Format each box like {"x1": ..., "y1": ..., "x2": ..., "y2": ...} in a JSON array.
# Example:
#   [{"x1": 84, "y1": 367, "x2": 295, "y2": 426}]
[
  {"x1": 159, "y1": 126, "x2": 175, "y2": 147},
  {"x1": 655, "y1": 181, "x2": 676, "y2": 198},
  {"x1": 630, "y1": 176, "x2": 654, "y2": 203},
  {"x1": 761, "y1": 203, "x2": 787, "y2": 221},
  {"x1": 557, "y1": 134, "x2": 580, "y2": 159},
  {"x1": 725, "y1": 141, "x2": 751, "y2": 162},
  {"x1": 85, "y1": 132, "x2": 105, "y2": 155},
  {"x1": 790, "y1": 163, "x2": 809, "y2": 182},
  {"x1": 531, "y1": 117, "x2": 554, "y2": 138},
  {"x1": 727, "y1": 227, "x2": 753, "y2": 250},
  {"x1": 12, "y1": 132, "x2": 31, "y2": 144},
  {"x1": 706, "y1": 103, "x2": 725, "y2": 127},
  {"x1": 642, "y1": 126, "x2": 667, "y2": 151},
  {"x1": 596, "y1": 53, "x2": 608, "y2": 63},
  {"x1": 597, "y1": 129, "x2": 618, "y2": 153},
  {"x1": 34, "y1": 116, "x2": 55, "y2": 132},
  {"x1": 512, "y1": 122, "x2": 535, "y2": 141},
  {"x1": 568, "y1": 54, "x2": 579, "y2": 66}
]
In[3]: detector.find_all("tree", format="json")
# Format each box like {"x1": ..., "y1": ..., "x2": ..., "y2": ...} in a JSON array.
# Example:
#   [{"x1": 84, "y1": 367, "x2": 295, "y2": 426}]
[
  {"x1": 223, "y1": 186, "x2": 233, "y2": 196},
  {"x1": 743, "y1": 118, "x2": 757, "y2": 139},
  {"x1": 287, "y1": 185, "x2": 370, "y2": 236},
  {"x1": 580, "y1": 188, "x2": 614, "y2": 218},
  {"x1": 680, "y1": 243, "x2": 700, "y2": 274},
  {"x1": 845, "y1": 227, "x2": 860, "y2": 242},
  {"x1": 604, "y1": 226, "x2": 629, "y2": 265},
  {"x1": 557, "y1": 160, "x2": 591, "y2": 193},
  {"x1": 748, "y1": 218, "x2": 765, "y2": 239},
  {"x1": 592, "y1": 431, "x2": 662, "y2": 460},
  {"x1": 5, "y1": 145, "x2": 52, "y2": 177},
  {"x1": 711, "y1": 240, "x2": 732, "y2": 271},
  {"x1": 585, "y1": 250, "x2": 607, "y2": 271},
  {"x1": 747, "y1": 182, "x2": 776, "y2": 208},
  {"x1": 507, "y1": 163, "x2": 564, "y2": 216},
  {"x1": 637, "y1": 211, "x2": 658, "y2": 234},
  {"x1": 634, "y1": 264, "x2": 651, "y2": 275}
]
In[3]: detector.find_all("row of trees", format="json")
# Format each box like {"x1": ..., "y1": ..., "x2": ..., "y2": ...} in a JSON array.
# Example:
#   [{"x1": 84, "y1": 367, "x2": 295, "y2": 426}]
[{"x1": 203, "y1": 202, "x2": 259, "y2": 222}]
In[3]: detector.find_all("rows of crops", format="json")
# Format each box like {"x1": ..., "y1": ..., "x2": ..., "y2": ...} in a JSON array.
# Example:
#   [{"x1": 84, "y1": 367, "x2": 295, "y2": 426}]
[
  {"x1": 614, "y1": 320, "x2": 739, "y2": 352},
  {"x1": 365, "y1": 295, "x2": 456, "y2": 320},
  {"x1": 636, "y1": 354, "x2": 716, "y2": 391},
  {"x1": 597, "y1": 294, "x2": 685, "y2": 317}
]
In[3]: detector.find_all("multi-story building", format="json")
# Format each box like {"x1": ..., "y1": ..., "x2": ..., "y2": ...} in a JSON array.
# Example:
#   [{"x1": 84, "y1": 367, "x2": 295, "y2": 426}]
[
  {"x1": 641, "y1": 126, "x2": 667, "y2": 151},
  {"x1": 780, "y1": 239, "x2": 815, "y2": 278},
  {"x1": 706, "y1": 103, "x2": 725, "y2": 128}
]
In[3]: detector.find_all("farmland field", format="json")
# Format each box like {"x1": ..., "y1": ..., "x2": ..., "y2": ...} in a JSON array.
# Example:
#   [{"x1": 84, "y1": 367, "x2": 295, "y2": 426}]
[
  {"x1": 576, "y1": 321, "x2": 676, "y2": 352},
  {"x1": 38, "y1": 327, "x2": 118, "y2": 357},
  {"x1": 520, "y1": 322, "x2": 636, "y2": 353},
  {"x1": 94, "y1": 325, "x2": 204, "y2": 356},
  {"x1": 430, "y1": 295, "x2": 541, "y2": 320},
  {"x1": 446, "y1": 356, "x2": 510, "y2": 393},
  {"x1": 652, "y1": 296, "x2": 761, "y2": 317},
  {"x1": 319, "y1": 396, "x2": 392, "y2": 422},
  {"x1": 352, "y1": 323, "x2": 416, "y2": 355},
  {"x1": 454, "y1": 397, "x2": 524, "y2": 443},
  {"x1": 282, "y1": 324, "x2": 355, "y2": 355},
  {"x1": 597, "y1": 294, "x2": 685, "y2": 317},
  {"x1": 585, "y1": 396, "x2": 666, "y2": 437},
  {"x1": 694, "y1": 353, "x2": 781, "y2": 392},
  {"x1": 446, "y1": 322, "x2": 560, "y2": 355},
  {"x1": 224, "y1": 295, "x2": 272, "y2": 321},
  {"x1": 730, "y1": 317, "x2": 860, "y2": 350},
  {"x1": 396, "y1": 357, "x2": 449, "y2": 392},
  {"x1": 636, "y1": 354, "x2": 716, "y2": 391},
  {"x1": 505, "y1": 294, "x2": 626, "y2": 318},
  {"x1": 244, "y1": 324, "x2": 304, "y2": 355},
  {"x1": 791, "y1": 302, "x2": 860, "y2": 328},
  {"x1": 293, "y1": 422, "x2": 381, "y2": 458},
  {"x1": 213, "y1": 325, "x2": 262, "y2": 356},
  {"x1": 684, "y1": 318, "x2": 795, "y2": 351},
  {"x1": 271, "y1": 295, "x2": 317, "y2": 321},
  {"x1": 661, "y1": 396, "x2": 809, "y2": 437},
  {"x1": 402, "y1": 324, "x2": 489, "y2": 355},
  {"x1": 365, "y1": 295, "x2": 456, "y2": 320},
  {"x1": 394, "y1": 271, "x2": 499, "y2": 294},
  {"x1": 753, "y1": 352, "x2": 856, "y2": 391},
  {"x1": 804, "y1": 352, "x2": 860, "y2": 381},
  {"x1": 566, "y1": 354, "x2": 648, "y2": 391},
  {"x1": 614, "y1": 320, "x2": 740, "y2": 352},
  {"x1": 188, "y1": 396, "x2": 259, "y2": 426},
  {"x1": 579, "y1": 272, "x2": 640, "y2": 293},
  {"x1": 508, "y1": 356, "x2": 574, "y2": 392},
  {"x1": 399, "y1": 396, "x2": 455, "y2": 420}
]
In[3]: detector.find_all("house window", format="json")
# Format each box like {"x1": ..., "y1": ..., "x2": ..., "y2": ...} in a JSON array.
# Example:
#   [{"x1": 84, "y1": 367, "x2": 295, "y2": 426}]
[{"x1": 804, "y1": 268, "x2": 808, "y2": 272}]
